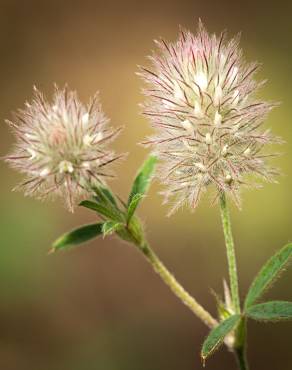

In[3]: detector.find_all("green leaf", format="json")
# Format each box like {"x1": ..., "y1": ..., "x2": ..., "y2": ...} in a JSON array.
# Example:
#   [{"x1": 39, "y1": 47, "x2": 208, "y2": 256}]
[
  {"x1": 201, "y1": 314, "x2": 241, "y2": 362},
  {"x1": 80, "y1": 200, "x2": 122, "y2": 221},
  {"x1": 244, "y1": 243, "x2": 292, "y2": 309},
  {"x1": 51, "y1": 223, "x2": 103, "y2": 253},
  {"x1": 102, "y1": 221, "x2": 123, "y2": 237},
  {"x1": 93, "y1": 185, "x2": 118, "y2": 207},
  {"x1": 127, "y1": 193, "x2": 144, "y2": 223},
  {"x1": 127, "y1": 155, "x2": 157, "y2": 206},
  {"x1": 246, "y1": 301, "x2": 292, "y2": 322}
]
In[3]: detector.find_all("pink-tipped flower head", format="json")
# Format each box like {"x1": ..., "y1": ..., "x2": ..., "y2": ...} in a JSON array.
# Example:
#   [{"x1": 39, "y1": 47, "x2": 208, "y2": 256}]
[
  {"x1": 5, "y1": 86, "x2": 123, "y2": 211},
  {"x1": 140, "y1": 22, "x2": 280, "y2": 214}
]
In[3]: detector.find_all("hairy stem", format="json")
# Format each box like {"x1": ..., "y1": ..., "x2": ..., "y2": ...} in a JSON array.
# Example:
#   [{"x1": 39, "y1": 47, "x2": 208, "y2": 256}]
[
  {"x1": 233, "y1": 318, "x2": 249, "y2": 369},
  {"x1": 219, "y1": 194, "x2": 249, "y2": 369},
  {"x1": 219, "y1": 193, "x2": 241, "y2": 313},
  {"x1": 139, "y1": 241, "x2": 218, "y2": 328}
]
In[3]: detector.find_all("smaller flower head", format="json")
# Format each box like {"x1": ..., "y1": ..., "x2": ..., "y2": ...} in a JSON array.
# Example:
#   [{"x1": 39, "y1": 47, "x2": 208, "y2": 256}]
[
  {"x1": 5, "y1": 86, "x2": 123, "y2": 211},
  {"x1": 139, "y1": 22, "x2": 281, "y2": 214}
]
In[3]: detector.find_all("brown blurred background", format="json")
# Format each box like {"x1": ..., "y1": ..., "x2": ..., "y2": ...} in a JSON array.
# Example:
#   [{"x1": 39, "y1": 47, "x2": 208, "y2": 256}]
[{"x1": 0, "y1": 1, "x2": 291, "y2": 369}]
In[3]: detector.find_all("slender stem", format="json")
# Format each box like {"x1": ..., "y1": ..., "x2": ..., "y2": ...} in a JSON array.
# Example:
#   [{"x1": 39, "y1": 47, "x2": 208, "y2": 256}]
[
  {"x1": 235, "y1": 349, "x2": 249, "y2": 370},
  {"x1": 234, "y1": 318, "x2": 249, "y2": 370},
  {"x1": 139, "y1": 241, "x2": 218, "y2": 328},
  {"x1": 235, "y1": 346, "x2": 249, "y2": 370},
  {"x1": 219, "y1": 193, "x2": 241, "y2": 313},
  {"x1": 219, "y1": 193, "x2": 249, "y2": 369}
]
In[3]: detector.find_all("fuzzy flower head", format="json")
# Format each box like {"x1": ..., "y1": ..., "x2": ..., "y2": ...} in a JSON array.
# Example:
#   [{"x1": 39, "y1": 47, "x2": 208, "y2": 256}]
[
  {"x1": 140, "y1": 22, "x2": 280, "y2": 214},
  {"x1": 5, "y1": 86, "x2": 123, "y2": 211}
]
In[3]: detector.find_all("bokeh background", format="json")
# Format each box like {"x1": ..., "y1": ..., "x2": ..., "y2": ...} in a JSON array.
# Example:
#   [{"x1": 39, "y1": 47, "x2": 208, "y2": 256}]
[{"x1": 0, "y1": 1, "x2": 291, "y2": 369}]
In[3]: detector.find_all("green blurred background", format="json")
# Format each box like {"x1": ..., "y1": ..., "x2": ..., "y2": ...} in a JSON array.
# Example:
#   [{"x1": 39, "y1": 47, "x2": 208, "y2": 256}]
[{"x1": 0, "y1": 1, "x2": 291, "y2": 369}]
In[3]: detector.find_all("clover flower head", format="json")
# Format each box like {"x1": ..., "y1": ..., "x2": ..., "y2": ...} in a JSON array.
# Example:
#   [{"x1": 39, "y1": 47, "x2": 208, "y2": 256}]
[
  {"x1": 140, "y1": 21, "x2": 281, "y2": 214},
  {"x1": 5, "y1": 86, "x2": 123, "y2": 211}
]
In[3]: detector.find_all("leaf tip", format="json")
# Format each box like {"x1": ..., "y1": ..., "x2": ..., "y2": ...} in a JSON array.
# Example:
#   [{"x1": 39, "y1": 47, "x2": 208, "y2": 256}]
[
  {"x1": 48, "y1": 246, "x2": 56, "y2": 255},
  {"x1": 200, "y1": 354, "x2": 207, "y2": 367},
  {"x1": 49, "y1": 237, "x2": 63, "y2": 254}
]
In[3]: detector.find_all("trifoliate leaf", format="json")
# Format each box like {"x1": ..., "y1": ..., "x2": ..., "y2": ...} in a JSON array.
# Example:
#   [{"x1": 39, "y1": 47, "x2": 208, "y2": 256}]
[
  {"x1": 50, "y1": 223, "x2": 104, "y2": 253},
  {"x1": 246, "y1": 301, "x2": 292, "y2": 321},
  {"x1": 244, "y1": 243, "x2": 292, "y2": 309},
  {"x1": 201, "y1": 314, "x2": 241, "y2": 363}
]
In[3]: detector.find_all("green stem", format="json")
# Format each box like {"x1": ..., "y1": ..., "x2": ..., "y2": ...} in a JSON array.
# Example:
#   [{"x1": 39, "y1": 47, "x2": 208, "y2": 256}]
[
  {"x1": 219, "y1": 193, "x2": 241, "y2": 314},
  {"x1": 139, "y1": 242, "x2": 218, "y2": 329},
  {"x1": 219, "y1": 194, "x2": 249, "y2": 369},
  {"x1": 234, "y1": 318, "x2": 249, "y2": 370},
  {"x1": 235, "y1": 347, "x2": 249, "y2": 370}
]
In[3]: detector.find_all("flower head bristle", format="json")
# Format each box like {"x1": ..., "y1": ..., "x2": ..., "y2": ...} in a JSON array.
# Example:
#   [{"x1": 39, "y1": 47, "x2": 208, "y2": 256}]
[
  {"x1": 139, "y1": 22, "x2": 281, "y2": 214},
  {"x1": 5, "y1": 86, "x2": 124, "y2": 211}
]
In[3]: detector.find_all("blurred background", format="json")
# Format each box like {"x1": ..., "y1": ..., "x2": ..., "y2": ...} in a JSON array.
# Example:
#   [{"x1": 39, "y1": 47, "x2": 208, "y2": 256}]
[{"x1": 0, "y1": 1, "x2": 291, "y2": 369}]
